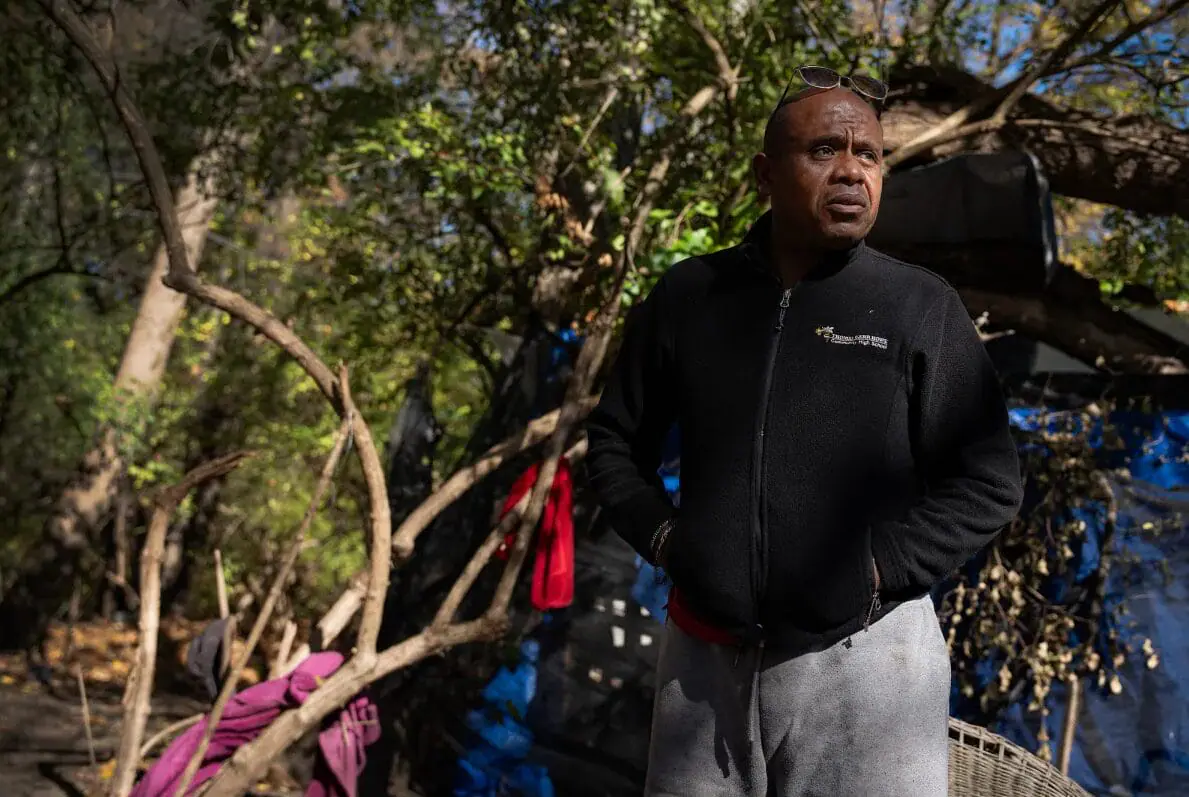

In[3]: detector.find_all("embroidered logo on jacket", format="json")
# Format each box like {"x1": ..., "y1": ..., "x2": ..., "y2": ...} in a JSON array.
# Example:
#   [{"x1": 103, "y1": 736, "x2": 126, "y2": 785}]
[{"x1": 814, "y1": 326, "x2": 889, "y2": 350}]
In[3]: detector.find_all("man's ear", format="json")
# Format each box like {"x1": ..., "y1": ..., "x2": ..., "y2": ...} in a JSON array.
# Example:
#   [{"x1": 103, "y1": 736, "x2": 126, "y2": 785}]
[{"x1": 753, "y1": 152, "x2": 770, "y2": 202}]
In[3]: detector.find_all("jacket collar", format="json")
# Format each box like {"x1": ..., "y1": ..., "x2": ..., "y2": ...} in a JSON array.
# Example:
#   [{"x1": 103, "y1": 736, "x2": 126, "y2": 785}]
[{"x1": 740, "y1": 210, "x2": 865, "y2": 283}]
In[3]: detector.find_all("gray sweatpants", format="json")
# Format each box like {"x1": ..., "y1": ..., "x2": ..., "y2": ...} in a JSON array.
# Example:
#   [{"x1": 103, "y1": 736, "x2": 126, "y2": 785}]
[{"x1": 645, "y1": 595, "x2": 950, "y2": 797}]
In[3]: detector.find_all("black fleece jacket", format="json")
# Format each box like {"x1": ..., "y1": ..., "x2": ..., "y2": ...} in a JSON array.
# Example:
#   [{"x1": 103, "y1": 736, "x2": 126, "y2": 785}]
[{"x1": 585, "y1": 212, "x2": 1024, "y2": 654}]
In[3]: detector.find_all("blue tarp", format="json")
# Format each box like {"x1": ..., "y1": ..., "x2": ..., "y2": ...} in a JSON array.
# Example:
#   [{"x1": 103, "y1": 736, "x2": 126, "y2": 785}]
[{"x1": 453, "y1": 640, "x2": 555, "y2": 797}]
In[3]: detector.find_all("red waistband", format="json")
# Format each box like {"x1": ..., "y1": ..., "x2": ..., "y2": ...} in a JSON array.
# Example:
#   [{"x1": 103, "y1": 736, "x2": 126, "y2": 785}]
[{"x1": 666, "y1": 588, "x2": 740, "y2": 646}]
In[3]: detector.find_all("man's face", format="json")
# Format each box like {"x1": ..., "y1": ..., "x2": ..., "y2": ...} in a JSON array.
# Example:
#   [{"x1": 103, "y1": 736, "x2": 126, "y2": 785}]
[{"x1": 754, "y1": 88, "x2": 884, "y2": 249}]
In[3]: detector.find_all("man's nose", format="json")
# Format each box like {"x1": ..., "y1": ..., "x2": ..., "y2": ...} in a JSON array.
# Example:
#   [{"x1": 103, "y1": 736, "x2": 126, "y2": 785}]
[{"x1": 832, "y1": 152, "x2": 864, "y2": 184}]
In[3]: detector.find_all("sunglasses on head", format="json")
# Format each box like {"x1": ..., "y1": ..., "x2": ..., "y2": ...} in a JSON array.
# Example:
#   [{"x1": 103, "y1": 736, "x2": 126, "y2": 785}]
[{"x1": 776, "y1": 65, "x2": 888, "y2": 109}]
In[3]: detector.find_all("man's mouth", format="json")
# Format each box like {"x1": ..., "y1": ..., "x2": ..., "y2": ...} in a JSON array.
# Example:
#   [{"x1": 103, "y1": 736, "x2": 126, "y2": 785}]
[{"x1": 824, "y1": 194, "x2": 868, "y2": 213}]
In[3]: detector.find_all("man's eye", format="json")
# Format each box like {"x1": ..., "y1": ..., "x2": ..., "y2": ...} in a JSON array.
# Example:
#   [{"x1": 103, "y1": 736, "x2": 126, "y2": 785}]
[
  {"x1": 859, "y1": 150, "x2": 879, "y2": 162},
  {"x1": 812, "y1": 146, "x2": 835, "y2": 157}
]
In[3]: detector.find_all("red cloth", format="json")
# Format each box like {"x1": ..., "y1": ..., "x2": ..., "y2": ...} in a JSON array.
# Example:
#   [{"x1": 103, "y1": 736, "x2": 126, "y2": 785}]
[
  {"x1": 667, "y1": 588, "x2": 741, "y2": 646},
  {"x1": 495, "y1": 459, "x2": 575, "y2": 610}
]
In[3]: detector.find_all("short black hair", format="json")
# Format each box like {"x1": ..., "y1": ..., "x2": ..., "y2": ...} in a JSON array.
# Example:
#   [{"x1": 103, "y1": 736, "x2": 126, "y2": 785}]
[{"x1": 762, "y1": 89, "x2": 883, "y2": 158}]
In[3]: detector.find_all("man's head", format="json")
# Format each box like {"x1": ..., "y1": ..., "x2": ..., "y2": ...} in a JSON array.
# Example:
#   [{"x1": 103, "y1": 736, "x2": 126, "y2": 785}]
[{"x1": 753, "y1": 87, "x2": 884, "y2": 250}]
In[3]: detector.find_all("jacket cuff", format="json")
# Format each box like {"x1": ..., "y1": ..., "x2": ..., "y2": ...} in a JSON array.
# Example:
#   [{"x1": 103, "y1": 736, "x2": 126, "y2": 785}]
[
  {"x1": 870, "y1": 524, "x2": 913, "y2": 593},
  {"x1": 616, "y1": 490, "x2": 676, "y2": 565}
]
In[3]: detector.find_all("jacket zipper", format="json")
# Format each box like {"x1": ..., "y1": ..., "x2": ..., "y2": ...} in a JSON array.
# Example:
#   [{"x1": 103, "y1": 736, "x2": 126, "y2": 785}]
[{"x1": 749, "y1": 286, "x2": 793, "y2": 644}]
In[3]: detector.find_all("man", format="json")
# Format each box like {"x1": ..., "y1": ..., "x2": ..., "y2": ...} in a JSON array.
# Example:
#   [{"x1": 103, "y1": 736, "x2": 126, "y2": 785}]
[{"x1": 584, "y1": 67, "x2": 1024, "y2": 796}]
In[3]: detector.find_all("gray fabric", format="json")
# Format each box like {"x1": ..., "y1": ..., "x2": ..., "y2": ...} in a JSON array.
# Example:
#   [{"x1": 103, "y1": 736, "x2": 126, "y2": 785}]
[
  {"x1": 186, "y1": 617, "x2": 229, "y2": 701},
  {"x1": 645, "y1": 595, "x2": 950, "y2": 797}
]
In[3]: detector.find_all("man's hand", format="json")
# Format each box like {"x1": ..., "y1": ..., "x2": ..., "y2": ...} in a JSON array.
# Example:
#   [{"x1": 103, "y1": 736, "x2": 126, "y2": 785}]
[{"x1": 872, "y1": 557, "x2": 881, "y2": 592}]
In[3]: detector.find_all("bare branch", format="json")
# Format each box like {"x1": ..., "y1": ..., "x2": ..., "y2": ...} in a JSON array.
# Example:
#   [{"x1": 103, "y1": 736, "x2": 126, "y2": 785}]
[
  {"x1": 77, "y1": 667, "x2": 97, "y2": 778},
  {"x1": 988, "y1": 0, "x2": 1122, "y2": 124},
  {"x1": 164, "y1": 273, "x2": 338, "y2": 401},
  {"x1": 270, "y1": 621, "x2": 297, "y2": 680},
  {"x1": 887, "y1": 0, "x2": 1124, "y2": 167},
  {"x1": 1053, "y1": 0, "x2": 1189, "y2": 76},
  {"x1": 139, "y1": 714, "x2": 202, "y2": 760},
  {"x1": 431, "y1": 439, "x2": 587, "y2": 630},
  {"x1": 111, "y1": 451, "x2": 253, "y2": 797},
  {"x1": 173, "y1": 416, "x2": 351, "y2": 797},
  {"x1": 36, "y1": 0, "x2": 193, "y2": 282},
  {"x1": 342, "y1": 364, "x2": 392, "y2": 658},
  {"x1": 559, "y1": 85, "x2": 621, "y2": 180},
  {"x1": 391, "y1": 398, "x2": 598, "y2": 559},
  {"x1": 213, "y1": 548, "x2": 234, "y2": 677},
  {"x1": 432, "y1": 493, "x2": 529, "y2": 630}
]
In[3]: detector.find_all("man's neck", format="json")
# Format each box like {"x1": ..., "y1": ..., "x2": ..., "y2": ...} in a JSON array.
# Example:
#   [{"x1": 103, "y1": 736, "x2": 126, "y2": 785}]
[{"x1": 768, "y1": 225, "x2": 818, "y2": 289}]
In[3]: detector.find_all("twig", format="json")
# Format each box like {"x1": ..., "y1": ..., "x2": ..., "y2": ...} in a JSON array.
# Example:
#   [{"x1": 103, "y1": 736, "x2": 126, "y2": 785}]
[
  {"x1": 213, "y1": 549, "x2": 234, "y2": 677},
  {"x1": 111, "y1": 452, "x2": 253, "y2": 797},
  {"x1": 140, "y1": 713, "x2": 203, "y2": 759},
  {"x1": 559, "y1": 86, "x2": 621, "y2": 180},
  {"x1": 270, "y1": 621, "x2": 296, "y2": 681},
  {"x1": 1057, "y1": 675, "x2": 1082, "y2": 774},
  {"x1": 77, "y1": 667, "x2": 97, "y2": 777},
  {"x1": 214, "y1": 549, "x2": 230, "y2": 620},
  {"x1": 173, "y1": 406, "x2": 353, "y2": 797},
  {"x1": 281, "y1": 571, "x2": 369, "y2": 676}
]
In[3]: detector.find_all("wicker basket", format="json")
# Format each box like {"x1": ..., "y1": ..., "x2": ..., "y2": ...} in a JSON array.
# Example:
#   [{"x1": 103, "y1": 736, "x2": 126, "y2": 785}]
[{"x1": 948, "y1": 717, "x2": 1091, "y2": 797}]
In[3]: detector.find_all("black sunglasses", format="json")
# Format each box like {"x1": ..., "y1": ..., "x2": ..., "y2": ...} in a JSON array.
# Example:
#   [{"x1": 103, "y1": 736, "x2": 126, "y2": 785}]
[{"x1": 776, "y1": 65, "x2": 888, "y2": 109}]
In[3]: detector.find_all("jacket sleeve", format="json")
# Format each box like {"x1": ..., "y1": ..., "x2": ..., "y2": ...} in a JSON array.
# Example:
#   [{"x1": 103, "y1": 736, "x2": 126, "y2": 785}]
[
  {"x1": 869, "y1": 287, "x2": 1024, "y2": 594},
  {"x1": 584, "y1": 278, "x2": 678, "y2": 564}
]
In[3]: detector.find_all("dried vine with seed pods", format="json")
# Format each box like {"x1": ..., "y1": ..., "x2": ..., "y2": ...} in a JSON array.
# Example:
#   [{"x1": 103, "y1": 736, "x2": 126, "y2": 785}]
[{"x1": 942, "y1": 401, "x2": 1184, "y2": 760}]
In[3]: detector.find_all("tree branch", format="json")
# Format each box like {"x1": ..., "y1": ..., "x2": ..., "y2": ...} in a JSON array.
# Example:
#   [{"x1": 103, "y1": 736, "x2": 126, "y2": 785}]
[
  {"x1": 886, "y1": 0, "x2": 1123, "y2": 167},
  {"x1": 0, "y1": 260, "x2": 109, "y2": 306},
  {"x1": 173, "y1": 409, "x2": 352, "y2": 797},
  {"x1": 431, "y1": 439, "x2": 587, "y2": 630},
  {"x1": 390, "y1": 398, "x2": 597, "y2": 559},
  {"x1": 111, "y1": 452, "x2": 253, "y2": 797},
  {"x1": 989, "y1": 0, "x2": 1122, "y2": 124},
  {"x1": 667, "y1": 0, "x2": 738, "y2": 97},
  {"x1": 960, "y1": 285, "x2": 1188, "y2": 374},
  {"x1": 37, "y1": 0, "x2": 193, "y2": 281},
  {"x1": 1051, "y1": 0, "x2": 1189, "y2": 76},
  {"x1": 881, "y1": 71, "x2": 1189, "y2": 219}
]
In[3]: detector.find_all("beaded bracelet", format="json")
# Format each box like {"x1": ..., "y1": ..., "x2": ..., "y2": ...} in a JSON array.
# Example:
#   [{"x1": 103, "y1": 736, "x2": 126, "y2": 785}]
[{"x1": 650, "y1": 517, "x2": 677, "y2": 563}]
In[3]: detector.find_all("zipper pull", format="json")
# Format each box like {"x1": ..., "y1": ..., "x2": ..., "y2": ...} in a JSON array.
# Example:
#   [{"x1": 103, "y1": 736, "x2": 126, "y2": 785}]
[
  {"x1": 775, "y1": 289, "x2": 792, "y2": 331},
  {"x1": 863, "y1": 591, "x2": 882, "y2": 632}
]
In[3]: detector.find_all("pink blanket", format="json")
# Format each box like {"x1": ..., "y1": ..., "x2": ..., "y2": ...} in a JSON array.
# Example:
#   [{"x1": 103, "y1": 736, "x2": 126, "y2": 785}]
[{"x1": 132, "y1": 651, "x2": 379, "y2": 797}]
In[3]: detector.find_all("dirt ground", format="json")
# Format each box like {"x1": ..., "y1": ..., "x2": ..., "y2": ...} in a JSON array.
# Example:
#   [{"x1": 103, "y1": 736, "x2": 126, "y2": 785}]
[{"x1": 0, "y1": 681, "x2": 208, "y2": 797}]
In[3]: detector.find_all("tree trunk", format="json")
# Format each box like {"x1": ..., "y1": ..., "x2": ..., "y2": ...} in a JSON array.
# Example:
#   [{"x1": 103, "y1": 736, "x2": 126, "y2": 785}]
[{"x1": 0, "y1": 168, "x2": 217, "y2": 651}]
